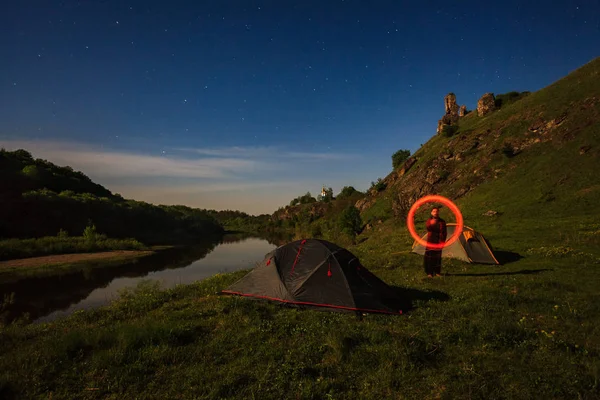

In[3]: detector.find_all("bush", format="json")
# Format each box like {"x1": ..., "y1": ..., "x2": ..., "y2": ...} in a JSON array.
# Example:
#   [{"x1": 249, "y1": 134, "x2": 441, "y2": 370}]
[
  {"x1": 21, "y1": 165, "x2": 41, "y2": 180},
  {"x1": 442, "y1": 124, "x2": 459, "y2": 137},
  {"x1": 83, "y1": 224, "x2": 98, "y2": 243},
  {"x1": 57, "y1": 229, "x2": 69, "y2": 238},
  {"x1": 337, "y1": 186, "x2": 361, "y2": 199},
  {"x1": 495, "y1": 91, "x2": 531, "y2": 108},
  {"x1": 502, "y1": 142, "x2": 515, "y2": 158},
  {"x1": 290, "y1": 192, "x2": 316, "y2": 206},
  {"x1": 392, "y1": 149, "x2": 411, "y2": 169},
  {"x1": 338, "y1": 206, "x2": 362, "y2": 237},
  {"x1": 370, "y1": 178, "x2": 386, "y2": 193}
]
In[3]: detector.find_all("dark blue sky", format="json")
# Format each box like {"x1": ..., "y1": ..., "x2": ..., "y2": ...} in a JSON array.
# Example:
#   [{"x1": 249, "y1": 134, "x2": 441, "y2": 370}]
[{"x1": 1, "y1": 1, "x2": 598, "y2": 213}]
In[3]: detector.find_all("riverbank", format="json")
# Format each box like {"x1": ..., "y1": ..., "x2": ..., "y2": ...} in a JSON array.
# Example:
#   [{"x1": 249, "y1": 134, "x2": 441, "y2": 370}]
[
  {"x1": 1, "y1": 232, "x2": 598, "y2": 399},
  {"x1": 0, "y1": 234, "x2": 149, "y2": 261},
  {"x1": 0, "y1": 249, "x2": 155, "y2": 271}
]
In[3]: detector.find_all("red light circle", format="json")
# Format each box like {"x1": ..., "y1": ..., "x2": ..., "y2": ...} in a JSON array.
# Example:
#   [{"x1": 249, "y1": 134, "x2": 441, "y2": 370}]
[{"x1": 406, "y1": 195, "x2": 464, "y2": 250}]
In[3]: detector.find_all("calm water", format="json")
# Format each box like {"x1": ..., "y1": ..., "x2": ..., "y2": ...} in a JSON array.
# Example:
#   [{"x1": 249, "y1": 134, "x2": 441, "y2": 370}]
[{"x1": 0, "y1": 235, "x2": 278, "y2": 324}]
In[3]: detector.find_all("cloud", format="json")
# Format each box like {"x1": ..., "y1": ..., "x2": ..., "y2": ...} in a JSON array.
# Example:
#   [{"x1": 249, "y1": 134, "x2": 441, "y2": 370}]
[
  {"x1": 172, "y1": 146, "x2": 355, "y2": 161},
  {"x1": 111, "y1": 180, "x2": 307, "y2": 194},
  {"x1": 0, "y1": 138, "x2": 371, "y2": 214},
  {"x1": 0, "y1": 139, "x2": 262, "y2": 179}
]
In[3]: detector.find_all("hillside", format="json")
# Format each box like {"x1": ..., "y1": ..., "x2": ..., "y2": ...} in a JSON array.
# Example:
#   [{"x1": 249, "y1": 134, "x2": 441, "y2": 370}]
[
  {"x1": 275, "y1": 57, "x2": 600, "y2": 254},
  {"x1": 0, "y1": 149, "x2": 224, "y2": 244},
  {"x1": 362, "y1": 56, "x2": 599, "y2": 222}
]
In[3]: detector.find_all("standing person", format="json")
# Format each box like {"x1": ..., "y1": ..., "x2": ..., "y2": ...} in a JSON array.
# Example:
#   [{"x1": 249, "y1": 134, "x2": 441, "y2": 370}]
[{"x1": 424, "y1": 206, "x2": 447, "y2": 278}]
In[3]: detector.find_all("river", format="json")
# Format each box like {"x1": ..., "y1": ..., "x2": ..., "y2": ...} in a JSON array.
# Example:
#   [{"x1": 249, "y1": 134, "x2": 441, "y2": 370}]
[{"x1": 0, "y1": 235, "x2": 281, "y2": 325}]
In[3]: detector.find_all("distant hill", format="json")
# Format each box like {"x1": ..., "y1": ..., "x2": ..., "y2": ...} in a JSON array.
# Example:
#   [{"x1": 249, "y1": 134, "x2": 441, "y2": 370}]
[
  {"x1": 271, "y1": 56, "x2": 600, "y2": 247},
  {"x1": 0, "y1": 149, "x2": 224, "y2": 243}
]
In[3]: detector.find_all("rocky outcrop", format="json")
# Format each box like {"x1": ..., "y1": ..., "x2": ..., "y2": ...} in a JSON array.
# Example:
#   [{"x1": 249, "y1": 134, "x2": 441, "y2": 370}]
[
  {"x1": 436, "y1": 120, "x2": 444, "y2": 135},
  {"x1": 459, "y1": 105, "x2": 467, "y2": 117},
  {"x1": 477, "y1": 93, "x2": 496, "y2": 116},
  {"x1": 398, "y1": 157, "x2": 417, "y2": 176},
  {"x1": 444, "y1": 93, "x2": 459, "y2": 115},
  {"x1": 437, "y1": 93, "x2": 461, "y2": 134},
  {"x1": 355, "y1": 196, "x2": 376, "y2": 212}
]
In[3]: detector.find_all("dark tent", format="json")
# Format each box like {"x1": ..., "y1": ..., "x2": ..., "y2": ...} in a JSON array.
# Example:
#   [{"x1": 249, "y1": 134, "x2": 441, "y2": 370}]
[{"x1": 222, "y1": 239, "x2": 408, "y2": 315}]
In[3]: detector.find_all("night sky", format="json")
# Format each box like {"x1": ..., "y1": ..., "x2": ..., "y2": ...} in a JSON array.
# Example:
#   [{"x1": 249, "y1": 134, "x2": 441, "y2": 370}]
[{"x1": 1, "y1": 1, "x2": 598, "y2": 214}]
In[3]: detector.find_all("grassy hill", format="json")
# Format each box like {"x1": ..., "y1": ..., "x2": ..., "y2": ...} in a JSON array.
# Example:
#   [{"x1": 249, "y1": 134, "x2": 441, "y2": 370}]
[
  {"x1": 1, "y1": 58, "x2": 599, "y2": 399},
  {"x1": 0, "y1": 149, "x2": 225, "y2": 246},
  {"x1": 275, "y1": 56, "x2": 600, "y2": 258}
]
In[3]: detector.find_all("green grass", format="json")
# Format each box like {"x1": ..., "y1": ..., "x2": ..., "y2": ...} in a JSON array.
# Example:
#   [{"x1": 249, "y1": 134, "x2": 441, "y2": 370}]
[
  {"x1": 1, "y1": 231, "x2": 599, "y2": 399},
  {"x1": 0, "y1": 235, "x2": 149, "y2": 261}
]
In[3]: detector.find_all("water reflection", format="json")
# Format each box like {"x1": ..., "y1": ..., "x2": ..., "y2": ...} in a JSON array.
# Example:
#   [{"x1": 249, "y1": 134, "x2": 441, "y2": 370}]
[{"x1": 0, "y1": 234, "x2": 280, "y2": 325}]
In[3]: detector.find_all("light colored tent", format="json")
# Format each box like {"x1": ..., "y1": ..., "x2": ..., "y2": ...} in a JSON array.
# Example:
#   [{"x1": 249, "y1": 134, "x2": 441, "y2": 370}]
[{"x1": 411, "y1": 223, "x2": 499, "y2": 264}]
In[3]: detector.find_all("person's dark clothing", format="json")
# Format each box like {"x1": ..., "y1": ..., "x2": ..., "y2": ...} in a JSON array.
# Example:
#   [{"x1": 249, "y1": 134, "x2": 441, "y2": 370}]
[{"x1": 424, "y1": 217, "x2": 447, "y2": 275}]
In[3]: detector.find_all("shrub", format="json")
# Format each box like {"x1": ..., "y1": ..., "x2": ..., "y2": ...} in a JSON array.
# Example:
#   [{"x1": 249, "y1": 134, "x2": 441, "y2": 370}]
[
  {"x1": 442, "y1": 124, "x2": 459, "y2": 137},
  {"x1": 370, "y1": 178, "x2": 386, "y2": 193},
  {"x1": 83, "y1": 224, "x2": 98, "y2": 243},
  {"x1": 502, "y1": 142, "x2": 515, "y2": 158},
  {"x1": 495, "y1": 91, "x2": 531, "y2": 108},
  {"x1": 338, "y1": 206, "x2": 362, "y2": 237},
  {"x1": 392, "y1": 149, "x2": 411, "y2": 169},
  {"x1": 21, "y1": 165, "x2": 41, "y2": 179},
  {"x1": 337, "y1": 186, "x2": 361, "y2": 199}
]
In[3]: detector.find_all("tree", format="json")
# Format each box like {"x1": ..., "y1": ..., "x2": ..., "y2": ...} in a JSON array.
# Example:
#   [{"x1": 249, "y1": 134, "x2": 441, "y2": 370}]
[
  {"x1": 392, "y1": 149, "x2": 411, "y2": 169},
  {"x1": 337, "y1": 186, "x2": 361, "y2": 199},
  {"x1": 21, "y1": 165, "x2": 41, "y2": 180},
  {"x1": 299, "y1": 192, "x2": 316, "y2": 204},
  {"x1": 338, "y1": 206, "x2": 362, "y2": 237},
  {"x1": 83, "y1": 223, "x2": 98, "y2": 243}
]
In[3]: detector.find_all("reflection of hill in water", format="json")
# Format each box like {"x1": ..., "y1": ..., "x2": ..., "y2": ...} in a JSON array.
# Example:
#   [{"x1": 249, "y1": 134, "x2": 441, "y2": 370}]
[
  {"x1": 0, "y1": 237, "x2": 229, "y2": 325},
  {"x1": 221, "y1": 231, "x2": 292, "y2": 247}
]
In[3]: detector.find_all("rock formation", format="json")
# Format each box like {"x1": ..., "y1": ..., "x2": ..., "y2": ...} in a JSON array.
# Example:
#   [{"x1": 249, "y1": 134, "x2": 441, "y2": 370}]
[
  {"x1": 459, "y1": 105, "x2": 467, "y2": 117},
  {"x1": 477, "y1": 93, "x2": 496, "y2": 116},
  {"x1": 437, "y1": 93, "x2": 460, "y2": 134},
  {"x1": 444, "y1": 93, "x2": 459, "y2": 115}
]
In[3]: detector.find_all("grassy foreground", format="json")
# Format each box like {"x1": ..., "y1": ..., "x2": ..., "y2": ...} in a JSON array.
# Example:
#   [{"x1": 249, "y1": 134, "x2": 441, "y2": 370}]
[{"x1": 1, "y1": 216, "x2": 599, "y2": 399}]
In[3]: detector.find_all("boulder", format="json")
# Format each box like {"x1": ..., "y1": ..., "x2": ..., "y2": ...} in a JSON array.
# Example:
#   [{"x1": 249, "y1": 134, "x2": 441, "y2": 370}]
[{"x1": 459, "y1": 105, "x2": 467, "y2": 117}]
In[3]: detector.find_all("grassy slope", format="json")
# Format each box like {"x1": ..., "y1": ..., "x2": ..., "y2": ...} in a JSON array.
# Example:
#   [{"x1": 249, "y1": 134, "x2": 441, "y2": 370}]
[{"x1": 1, "y1": 58, "x2": 600, "y2": 399}]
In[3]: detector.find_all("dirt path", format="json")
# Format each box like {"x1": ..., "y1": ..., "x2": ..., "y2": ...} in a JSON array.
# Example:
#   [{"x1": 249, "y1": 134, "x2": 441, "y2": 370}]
[{"x1": 0, "y1": 250, "x2": 155, "y2": 269}]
